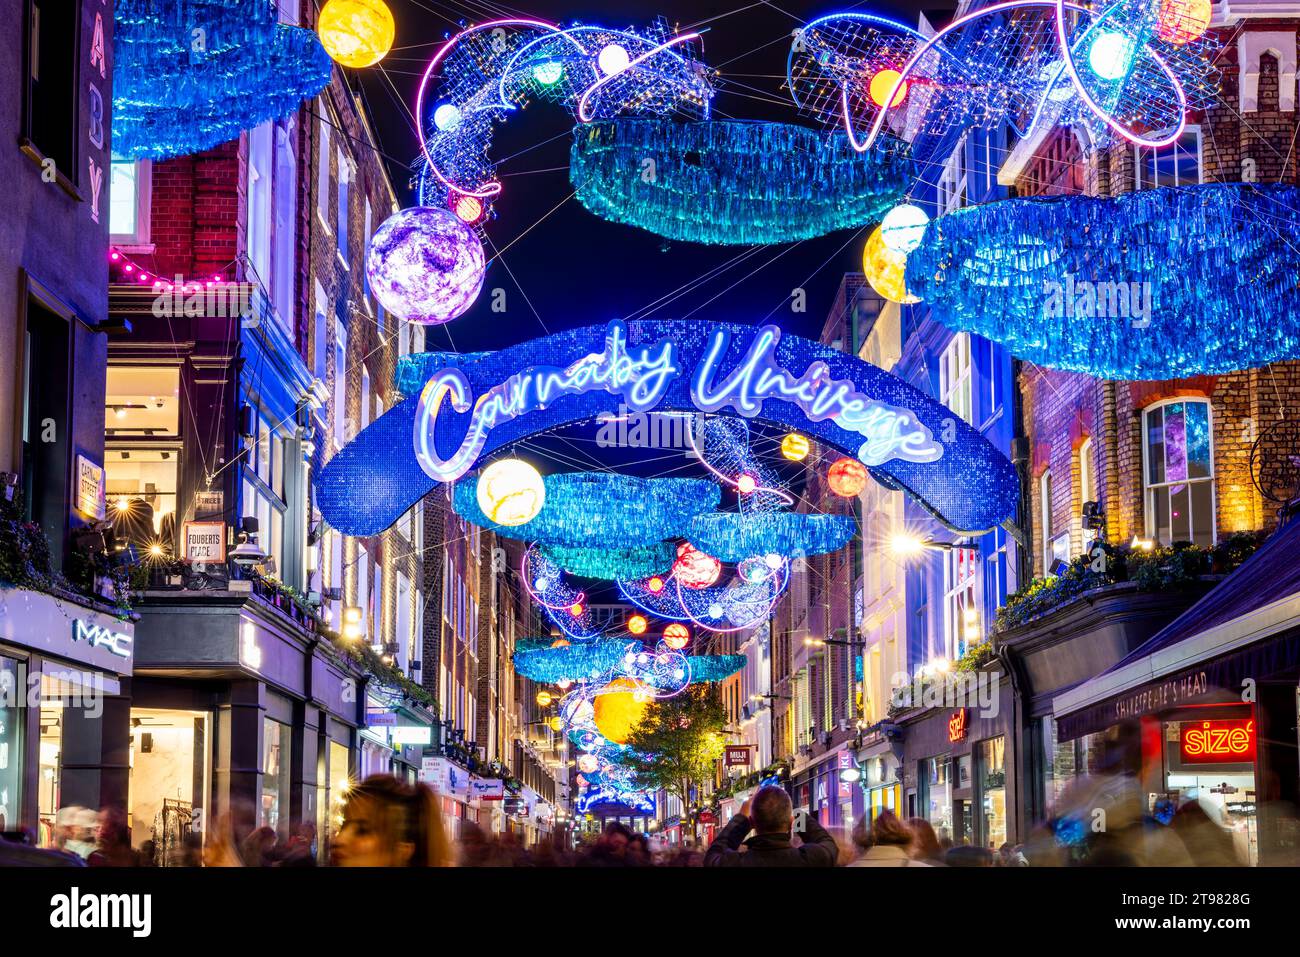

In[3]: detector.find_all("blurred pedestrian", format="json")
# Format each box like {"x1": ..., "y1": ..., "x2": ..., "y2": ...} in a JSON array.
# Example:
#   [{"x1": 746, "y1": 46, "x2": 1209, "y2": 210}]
[
  {"x1": 87, "y1": 807, "x2": 139, "y2": 867},
  {"x1": 332, "y1": 774, "x2": 452, "y2": 867},
  {"x1": 577, "y1": 822, "x2": 634, "y2": 866},
  {"x1": 944, "y1": 844, "x2": 994, "y2": 867},
  {"x1": 907, "y1": 817, "x2": 947, "y2": 865},
  {"x1": 703, "y1": 786, "x2": 838, "y2": 867},
  {"x1": 849, "y1": 811, "x2": 930, "y2": 867},
  {"x1": 626, "y1": 833, "x2": 652, "y2": 867},
  {"x1": 240, "y1": 826, "x2": 277, "y2": 866}
]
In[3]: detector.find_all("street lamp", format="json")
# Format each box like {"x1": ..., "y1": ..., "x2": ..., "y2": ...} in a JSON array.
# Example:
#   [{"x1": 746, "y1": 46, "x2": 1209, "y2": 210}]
[
  {"x1": 750, "y1": 692, "x2": 792, "y2": 702},
  {"x1": 803, "y1": 637, "x2": 866, "y2": 648},
  {"x1": 888, "y1": 533, "x2": 980, "y2": 558}
]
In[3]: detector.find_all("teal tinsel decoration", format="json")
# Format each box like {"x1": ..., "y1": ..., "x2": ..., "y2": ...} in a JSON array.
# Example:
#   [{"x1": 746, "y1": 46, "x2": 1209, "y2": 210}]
[
  {"x1": 687, "y1": 512, "x2": 856, "y2": 562},
  {"x1": 114, "y1": 0, "x2": 333, "y2": 161},
  {"x1": 570, "y1": 119, "x2": 914, "y2": 244},
  {"x1": 542, "y1": 542, "x2": 674, "y2": 581},
  {"x1": 905, "y1": 184, "x2": 1300, "y2": 379},
  {"x1": 453, "y1": 472, "x2": 720, "y2": 548},
  {"x1": 513, "y1": 639, "x2": 638, "y2": 684},
  {"x1": 684, "y1": 655, "x2": 746, "y2": 683}
]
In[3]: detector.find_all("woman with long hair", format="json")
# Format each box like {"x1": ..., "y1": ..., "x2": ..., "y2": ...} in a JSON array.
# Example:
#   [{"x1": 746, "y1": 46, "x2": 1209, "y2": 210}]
[{"x1": 332, "y1": 775, "x2": 452, "y2": 867}]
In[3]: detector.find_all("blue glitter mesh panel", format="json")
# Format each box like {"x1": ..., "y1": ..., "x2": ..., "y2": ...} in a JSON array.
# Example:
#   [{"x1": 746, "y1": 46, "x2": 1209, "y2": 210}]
[
  {"x1": 686, "y1": 512, "x2": 856, "y2": 562},
  {"x1": 317, "y1": 320, "x2": 1020, "y2": 536},
  {"x1": 906, "y1": 183, "x2": 1300, "y2": 379},
  {"x1": 570, "y1": 119, "x2": 915, "y2": 244}
]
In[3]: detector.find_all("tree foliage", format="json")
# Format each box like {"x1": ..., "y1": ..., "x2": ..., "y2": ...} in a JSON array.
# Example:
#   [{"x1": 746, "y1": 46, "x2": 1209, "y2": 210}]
[{"x1": 622, "y1": 684, "x2": 727, "y2": 802}]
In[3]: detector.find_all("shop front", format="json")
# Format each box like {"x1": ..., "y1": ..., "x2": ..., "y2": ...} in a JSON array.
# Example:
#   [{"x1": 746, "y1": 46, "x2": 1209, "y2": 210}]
[
  {"x1": 791, "y1": 743, "x2": 863, "y2": 831},
  {"x1": 128, "y1": 587, "x2": 362, "y2": 862},
  {"x1": 359, "y1": 693, "x2": 436, "y2": 784},
  {"x1": 1054, "y1": 514, "x2": 1300, "y2": 865},
  {"x1": 853, "y1": 730, "x2": 902, "y2": 830},
  {"x1": 896, "y1": 669, "x2": 1017, "y2": 850},
  {"x1": 419, "y1": 754, "x2": 476, "y2": 837},
  {"x1": 0, "y1": 587, "x2": 134, "y2": 840}
]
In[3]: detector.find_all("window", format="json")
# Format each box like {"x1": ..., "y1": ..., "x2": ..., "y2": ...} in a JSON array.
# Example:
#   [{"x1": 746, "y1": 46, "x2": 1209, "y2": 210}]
[
  {"x1": 333, "y1": 319, "x2": 348, "y2": 449},
  {"x1": 364, "y1": 199, "x2": 374, "y2": 304},
  {"x1": 110, "y1": 159, "x2": 151, "y2": 245},
  {"x1": 1143, "y1": 400, "x2": 1215, "y2": 546},
  {"x1": 317, "y1": 106, "x2": 331, "y2": 227},
  {"x1": 396, "y1": 572, "x2": 412, "y2": 671},
  {"x1": 938, "y1": 135, "x2": 968, "y2": 213},
  {"x1": 272, "y1": 119, "x2": 297, "y2": 335},
  {"x1": 1078, "y1": 436, "x2": 1095, "y2": 552},
  {"x1": 248, "y1": 121, "x2": 273, "y2": 295},
  {"x1": 1136, "y1": 126, "x2": 1201, "y2": 189},
  {"x1": 361, "y1": 365, "x2": 371, "y2": 430},
  {"x1": 313, "y1": 281, "x2": 329, "y2": 381},
  {"x1": 336, "y1": 148, "x2": 351, "y2": 263},
  {"x1": 0, "y1": 657, "x2": 23, "y2": 831},
  {"x1": 24, "y1": 0, "x2": 76, "y2": 176},
  {"x1": 939, "y1": 333, "x2": 973, "y2": 424},
  {"x1": 943, "y1": 545, "x2": 980, "y2": 660},
  {"x1": 262, "y1": 718, "x2": 292, "y2": 836},
  {"x1": 105, "y1": 366, "x2": 183, "y2": 554},
  {"x1": 977, "y1": 737, "x2": 1007, "y2": 849}
]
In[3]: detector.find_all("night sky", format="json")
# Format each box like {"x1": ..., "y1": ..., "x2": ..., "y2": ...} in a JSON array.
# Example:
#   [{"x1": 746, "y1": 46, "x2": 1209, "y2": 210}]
[{"x1": 353, "y1": 0, "x2": 952, "y2": 357}]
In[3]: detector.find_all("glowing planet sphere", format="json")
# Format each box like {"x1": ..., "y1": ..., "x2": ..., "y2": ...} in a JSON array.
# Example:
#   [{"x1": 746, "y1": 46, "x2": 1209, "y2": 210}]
[
  {"x1": 764, "y1": 553, "x2": 783, "y2": 569},
  {"x1": 862, "y1": 224, "x2": 919, "y2": 305},
  {"x1": 452, "y1": 194, "x2": 483, "y2": 224},
  {"x1": 662, "y1": 623, "x2": 691, "y2": 650},
  {"x1": 597, "y1": 43, "x2": 630, "y2": 75},
  {"x1": 433, "y1": 103, "x2": 462, "y2": 131},
  {"x1": 868, "y1": 69, "x2": 908, "y2": 107},
  {"x1": 366, "y1": 206, "x2": 485, "y2": 324},
  {"x1": 648, "y1": 576, "x2": 666, "y2": 593},
  {"x1": 578, "y1": 754, "x2": 599, "y2": 773},
  {"x1": 475, "y1": 458, "x2": 545, "y2": 526},
  {"x1": 548, "y1": 716, "x2": 564, "y2": 732},
  {"x1": 570, "y1": 602, "x2": 584, "y2": 617},
  {"x1": 828, "y1": 456, "x2": 869, "y2": 497},
  {"x1": 537, "y1": 691, "x2": 553, "y2": 706},
  {"x1": 673, "y1": 542, "x2": 721, "y2": 590},
  {"x1": 737, "y1": 473, "x2": 758, "y2": 494},
  {"x1": 880, "y1": 203, "x2": 930, "y2": 254},
  {"x1": 534, "y1": 577, "x2": 551, "y2": 591},
  {"x1": 628, "y1": 614, "x2": 648, "y2": 635},
  {"x1": 708, "y1": 602, "x2": 724, "y2": 618},
  {"x1": 1156, "y1": 0, "x2": 1211, "y2": 44},
  {"x1": 593, "y1": 677, "x2": 649, "y2": 744},
  {"x1": 1088, "y1": 31, "x2": 1135, "y2": 81},
  {"x1": 533, "y1": 61, "x2": 564, "y2": 84},
  {"x1": 781, "y1": 433, "x2": 809, "y2": 461},
  {"x1": 317, "y1": 0, "x2": 395, "y2": 69}
]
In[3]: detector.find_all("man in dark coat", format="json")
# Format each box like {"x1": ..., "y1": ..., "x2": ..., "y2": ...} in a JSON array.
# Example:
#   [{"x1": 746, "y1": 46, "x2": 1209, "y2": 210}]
[{"x1": 704, "y1": 785, "x2": 838, "y2": 867}]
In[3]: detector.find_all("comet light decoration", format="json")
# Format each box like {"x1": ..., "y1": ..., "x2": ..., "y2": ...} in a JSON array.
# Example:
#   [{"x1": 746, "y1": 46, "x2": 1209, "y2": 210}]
[
  {"x1": 905, "y1": 184, "x2": 1300, "y2": 379},
  {"x1": 113, "y1": 0, "x2": 333, "y2": 161},
  {"x1": 787, "y1": 2, "x2": 1218, "y2": 154},
  {"x1": 414, "y1": 17, "x2": 713, "y2": 221}
]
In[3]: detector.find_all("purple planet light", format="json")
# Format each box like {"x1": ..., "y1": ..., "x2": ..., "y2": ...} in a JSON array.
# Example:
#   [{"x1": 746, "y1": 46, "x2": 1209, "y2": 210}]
[{"x1": 365, "y1": 206, "x2": 485, "y2": 324}]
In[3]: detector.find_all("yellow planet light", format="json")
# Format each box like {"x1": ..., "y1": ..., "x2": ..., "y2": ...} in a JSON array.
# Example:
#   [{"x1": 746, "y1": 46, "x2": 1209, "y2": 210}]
[
  {"x1": 868, "y1": 69, "x2": 908, "y2": 108},
  {"x1": 318, "y1": 0, "x2": 396, "y2": 69},
  {"x1": 863, "y1": 224, "x2": 920, "y2": 305},
  {"x1": 475, "y1": 458, "x2": 546, "y2": 526},
  {"x1": 592, "y1": 677, "x2": 649, "y2": 745},
  {"x1": 548, "y1": 716, "x2": 564, "y2": 732},
  {"x1": 781, "y1": 432, "x2": 810, "y2": 461}
]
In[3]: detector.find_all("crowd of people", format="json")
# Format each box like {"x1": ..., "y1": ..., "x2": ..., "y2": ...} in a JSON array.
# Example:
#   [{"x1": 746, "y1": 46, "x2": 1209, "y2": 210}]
[{"x1": 0, "y1": 775, "x2": 1245, "y2": 867}]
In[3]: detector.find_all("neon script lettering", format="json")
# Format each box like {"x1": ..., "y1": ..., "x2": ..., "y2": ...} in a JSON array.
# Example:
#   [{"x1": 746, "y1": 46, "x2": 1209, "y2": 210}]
[
  {"x1": 691, "y1": 326, "x2": 943, "y2": 467},
  {"x1": 415, "y1": 322, "x2": 680, "y2": 481},
  {"x1": 1181, "y1": 719, "x2": 1255, "y2": 763}
]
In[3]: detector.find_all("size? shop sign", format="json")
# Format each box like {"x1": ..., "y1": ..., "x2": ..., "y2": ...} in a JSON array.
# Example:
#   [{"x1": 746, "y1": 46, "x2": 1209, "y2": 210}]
[{"x1": 1180, "y1": 718, "x2": 1256, "y2": 764}]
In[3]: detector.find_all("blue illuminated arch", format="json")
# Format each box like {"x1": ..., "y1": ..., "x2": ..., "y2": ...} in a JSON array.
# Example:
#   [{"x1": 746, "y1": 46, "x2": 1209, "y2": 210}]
[{"x1": 316, "y1": 320, "x2": 1018, "y2": 536}]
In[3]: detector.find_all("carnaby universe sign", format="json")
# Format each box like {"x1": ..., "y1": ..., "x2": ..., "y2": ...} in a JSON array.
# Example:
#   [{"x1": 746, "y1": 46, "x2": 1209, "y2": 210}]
[{"x1": 317, "y1": 320, "x2": 1019, "y2": 537}]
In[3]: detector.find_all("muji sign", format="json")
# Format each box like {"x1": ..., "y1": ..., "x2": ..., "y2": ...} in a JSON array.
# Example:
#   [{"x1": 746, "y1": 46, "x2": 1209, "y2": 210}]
[{"x1": 317, "y1": 320, "x2": 1019, "y2": 537}]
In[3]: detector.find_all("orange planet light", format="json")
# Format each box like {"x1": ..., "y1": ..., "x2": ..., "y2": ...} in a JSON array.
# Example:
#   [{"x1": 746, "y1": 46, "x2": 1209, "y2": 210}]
[
  {"x1": 1156, "y1": 0, "x2": 1211, "y2": 44},
  {"x1": 828, "y1": 457, "x2": 869, "y2": 497},
  {"x1": 662, "y1": 623, "x2": 691, "y2": 650},
  {"x1": 593, "y1": 677, "x2": 649, "y2": 745},
  {"x1": 627, "y1": 614, "x2": 648, "y2": 635},
  {"x1": 868, "y1": 69, "x2": 909, "y2": 108}
]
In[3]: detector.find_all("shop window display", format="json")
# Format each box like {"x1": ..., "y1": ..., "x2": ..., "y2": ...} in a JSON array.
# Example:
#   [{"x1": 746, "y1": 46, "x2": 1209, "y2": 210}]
[
  {"x1": 129, "y1": 709, "x2": 210, "y2": 865},
  {"x1": 978, "y1": 736, "x2": 1007, "y2": 850},
  {"x1": 1163, "y1": 715, "x2": 1258, "y2": 865},
  {"x1": 263, "y1": 719, "x2": 292, "y2": 836},
  {"x1": 0, "y1": 658, "x2": 21, "y2": 833}
]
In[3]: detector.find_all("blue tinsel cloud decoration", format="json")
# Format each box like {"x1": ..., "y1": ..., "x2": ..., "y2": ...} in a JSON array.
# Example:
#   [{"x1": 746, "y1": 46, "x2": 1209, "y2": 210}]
[
  {"x1": 687, "y1": 512, "x2": 857, "y2": 563},
  {"x1": 905, "y1": 184, "x2": 1300, "y2": 380},
  {"x1": 571, "y1": 119, "x2": 914, "y2": 244},
  {"x1": 541, "y1": 542, "x2": 674, "y2": 581},
  {"x1": 513, "y1": 639, "x2": 638, "y2": 684},
  {"x1": 453, "y1": 473, "x2": 720, "y2": 548},
  {"x1": 114, "y1": 0, "x2": 333, "y2": 161}
]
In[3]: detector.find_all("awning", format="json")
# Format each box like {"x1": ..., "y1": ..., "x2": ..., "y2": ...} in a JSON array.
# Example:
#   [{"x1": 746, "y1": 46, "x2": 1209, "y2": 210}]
[{"x1": 1054, "y1": 509, "x2": 1300, "y2": 739}]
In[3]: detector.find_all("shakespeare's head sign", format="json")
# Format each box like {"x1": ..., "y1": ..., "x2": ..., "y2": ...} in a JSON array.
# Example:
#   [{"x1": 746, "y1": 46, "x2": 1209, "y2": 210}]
[{"x1": 317, "y1": 320, "x2": 1018, "y2": 536}]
